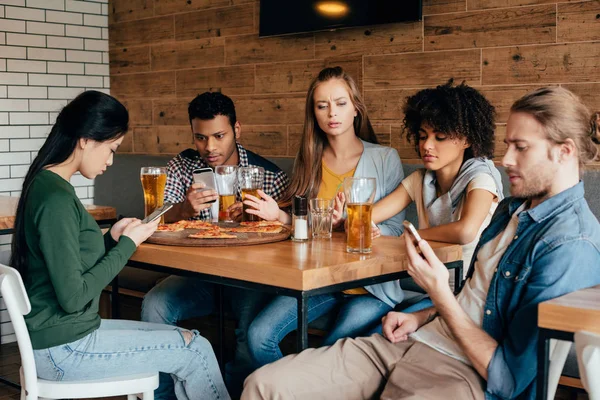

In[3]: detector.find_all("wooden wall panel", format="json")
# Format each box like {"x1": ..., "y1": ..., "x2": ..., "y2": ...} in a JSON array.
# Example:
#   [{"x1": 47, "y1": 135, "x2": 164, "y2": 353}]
[
  {"x1": 482, "y1": 42, "x2": 600, "y2": 85},
  {"x1": 108, "y1": 0, "x2": 600, "y2": 164},
  {"x1": 424, "y1": 5, "x2": 556, "y2": 50},
  {"x1": 364, "y1": 49, "x2": 481, "y2": 89},
  {"x1": 557, "y1": 2, "x2": 600, "y2": 42}
]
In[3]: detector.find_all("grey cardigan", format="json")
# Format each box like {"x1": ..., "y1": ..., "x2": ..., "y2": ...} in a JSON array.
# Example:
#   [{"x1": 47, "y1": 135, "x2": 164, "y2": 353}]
[{"x1": 353, "y1": 140, "x2": 406, "y2": 307}]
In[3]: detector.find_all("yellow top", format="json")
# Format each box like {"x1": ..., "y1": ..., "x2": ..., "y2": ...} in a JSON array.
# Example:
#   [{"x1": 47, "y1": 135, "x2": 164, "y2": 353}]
[
  {"x1": 317, "y1": 162, "x2": 356, "y2": 200},
  {"x1": 317, "y1": 162, "x2": 367, "y2": 295}
]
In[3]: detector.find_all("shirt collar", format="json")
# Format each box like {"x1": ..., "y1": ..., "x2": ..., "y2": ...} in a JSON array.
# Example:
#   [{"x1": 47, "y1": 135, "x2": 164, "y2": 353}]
[{"x1": 508, "y1": 181, "x2": 585, "y2": 222}]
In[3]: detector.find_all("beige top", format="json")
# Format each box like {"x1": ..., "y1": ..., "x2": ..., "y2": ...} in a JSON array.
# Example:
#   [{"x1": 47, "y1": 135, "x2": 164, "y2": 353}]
[
  {"x1": 401, "y1": 169, "x2": 499, "y2": 273},
  {"x1": 411, "y1": 203, "x2": 526, "y2": 365}
]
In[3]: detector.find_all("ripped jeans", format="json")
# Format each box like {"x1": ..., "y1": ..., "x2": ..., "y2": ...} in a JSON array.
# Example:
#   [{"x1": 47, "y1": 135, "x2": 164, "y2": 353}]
[{"x1": 32, "y1": 319, "x2": 229, "y2": 400}]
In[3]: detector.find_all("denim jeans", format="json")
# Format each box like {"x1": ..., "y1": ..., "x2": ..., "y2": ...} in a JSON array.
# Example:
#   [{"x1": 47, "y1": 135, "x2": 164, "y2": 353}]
[
  {"x1": 141, "y1": 276, "x2": 271, "y2": 398},
  {"x1": 33, "y1": 319, "x2": 229, "y2": 400},
  {"x1": 247, "y1": 293, "x2": 393, "y2": 368}
]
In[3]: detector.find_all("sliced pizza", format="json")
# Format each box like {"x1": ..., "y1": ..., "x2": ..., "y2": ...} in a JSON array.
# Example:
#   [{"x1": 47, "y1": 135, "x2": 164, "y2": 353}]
[
  {"x1": 180, "y1": 220, "x2": 216, "y2": 230},
  {"x1": 222, "y1": 225, "x2": 284, "y2": 234},
  {"x1": 239, "y1": 220, "x2": 284, "y2": 227},
  {"x1": 188, "y1": 230, "x2": 237, "y2": 239},
  {"x1": 156, "y1": 222, "x2": 185, "y2": 232}
]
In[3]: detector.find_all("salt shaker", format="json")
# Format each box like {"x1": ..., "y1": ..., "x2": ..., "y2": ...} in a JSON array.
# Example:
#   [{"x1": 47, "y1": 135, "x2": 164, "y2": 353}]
[{"x1": 291, "y1": 195, "x2": 308, "y2": 242}]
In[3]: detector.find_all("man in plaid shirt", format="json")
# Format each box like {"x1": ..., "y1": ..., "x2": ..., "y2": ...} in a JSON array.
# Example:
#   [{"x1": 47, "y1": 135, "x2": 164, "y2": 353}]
[
  {"x1": 141, "y1": 92, "x2": 289, "y2": 399},
  {"x1": 163, "y1": 94, "x2": 289, "y2": 223}
]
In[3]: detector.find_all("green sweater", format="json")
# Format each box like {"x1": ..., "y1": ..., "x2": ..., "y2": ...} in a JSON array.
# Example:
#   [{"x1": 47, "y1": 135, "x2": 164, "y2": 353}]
[{"x1": 24, "y1": 170, "x2": 137, "y2": 349}]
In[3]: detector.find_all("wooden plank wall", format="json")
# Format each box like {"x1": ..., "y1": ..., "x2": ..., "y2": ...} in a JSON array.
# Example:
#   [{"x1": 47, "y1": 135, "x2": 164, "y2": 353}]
[{"x1": 108, "y1": 0, "x2": 600, "y2": 165}]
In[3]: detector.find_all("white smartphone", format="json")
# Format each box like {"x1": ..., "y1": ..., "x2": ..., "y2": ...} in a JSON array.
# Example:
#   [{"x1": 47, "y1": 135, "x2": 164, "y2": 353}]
[
  {"x1": 142, "y1": 202, "x2": 173, "y2": 223},
  {"x1": 192, "y1": 167, "x2": 218, "y2": 203},
  {"x1": 403, "y1": 220, "x2": 422, "y2": 243}
]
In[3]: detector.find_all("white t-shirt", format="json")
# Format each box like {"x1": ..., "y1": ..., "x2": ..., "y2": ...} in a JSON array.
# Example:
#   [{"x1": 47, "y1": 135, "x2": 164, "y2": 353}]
[
  {"x1": 411, "y1": 203, "x2": 526, "y2": 365},
  {"x1": 401, "y1": 169, "x2": 499, "y2": 274}
]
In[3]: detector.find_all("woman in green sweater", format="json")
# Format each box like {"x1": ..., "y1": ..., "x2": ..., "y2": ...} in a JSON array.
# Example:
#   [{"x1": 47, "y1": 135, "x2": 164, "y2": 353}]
[{"x1": 11, "y1": 91, "x2": 229, "y2": 400}]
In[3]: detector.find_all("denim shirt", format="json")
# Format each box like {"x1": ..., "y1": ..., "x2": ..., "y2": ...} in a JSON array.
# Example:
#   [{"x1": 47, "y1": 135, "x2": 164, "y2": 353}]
[{"x1": 463, "y1": 182, "x2": 600, "y2": 399}]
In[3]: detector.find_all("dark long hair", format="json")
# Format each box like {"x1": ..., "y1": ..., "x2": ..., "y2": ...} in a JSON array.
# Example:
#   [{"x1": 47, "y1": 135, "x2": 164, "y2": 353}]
[{"x1": 11, "y1": 90, "x2": 129, "y2": 280}]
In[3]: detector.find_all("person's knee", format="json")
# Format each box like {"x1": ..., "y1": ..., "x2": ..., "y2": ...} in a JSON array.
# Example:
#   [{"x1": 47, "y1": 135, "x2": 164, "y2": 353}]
[
  {"x1": 181, "y1": 330, "x2": 193, "y2": 346},
  {"x1": 242, "y1": 367, "x2": 275, "y2": 400},
  {"x1": 141, "y1": 285, "x2": 176, "y2": 324}
]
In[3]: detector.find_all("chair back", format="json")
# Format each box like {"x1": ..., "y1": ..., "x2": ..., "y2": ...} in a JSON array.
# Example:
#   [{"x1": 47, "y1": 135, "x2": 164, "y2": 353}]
[
  {"x1": 574, "y1": 331, "x2": 600, "y2": 400},
  {"x1": 0, "y1": 258, "x2": 39, "y2": 399}
]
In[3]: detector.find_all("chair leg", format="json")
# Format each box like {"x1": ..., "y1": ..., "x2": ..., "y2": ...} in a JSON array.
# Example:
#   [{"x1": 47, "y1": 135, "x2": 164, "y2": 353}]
[
  {"x1": 127, "y1": 395, "x2": 138, "y2": 400},
  {"x1": 141, "y1": 391, "x2": 154, "y2": 400},
  {"x1": 547, "y1": 339, "x2": 571, "y2": 400}
]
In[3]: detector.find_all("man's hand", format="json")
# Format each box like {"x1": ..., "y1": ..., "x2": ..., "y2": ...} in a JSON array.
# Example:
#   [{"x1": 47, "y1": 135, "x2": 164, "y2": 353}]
[
  {"x1": 382, "y1": 311, "x2": 419, "y2": 343},
  {"x1": 110, "y1": 217, "x2": 138, "y2": 242},
  {"x1": 184, "y1": 182, "x2": 218, "y2": 216},
  {"x1": 404, "y1": 234, "x2": 451, "y2": 300}
]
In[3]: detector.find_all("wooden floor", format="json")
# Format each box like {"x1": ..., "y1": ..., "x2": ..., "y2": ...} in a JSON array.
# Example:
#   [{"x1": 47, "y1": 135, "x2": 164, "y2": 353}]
[{"x1": 0, "y1": 340, "x2": 589, "y2": 400}]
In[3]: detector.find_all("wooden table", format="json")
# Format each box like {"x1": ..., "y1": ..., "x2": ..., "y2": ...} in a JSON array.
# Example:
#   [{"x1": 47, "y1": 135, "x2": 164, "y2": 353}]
[
  {"x1": 537, "y1": 285, "x2": 600, "y2": 399},
  {"x1": 126, "y1": 233, "x2": 463, "y2": 358},
  {"x1": 0, "y1": 196, "x2": 117, "y2": 234}
]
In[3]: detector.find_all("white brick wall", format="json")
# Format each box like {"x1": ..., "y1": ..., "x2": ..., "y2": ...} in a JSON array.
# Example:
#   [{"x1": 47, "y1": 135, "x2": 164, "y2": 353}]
[{"x1": 0, "y1": 0, "x2": 110, "y2": 343}]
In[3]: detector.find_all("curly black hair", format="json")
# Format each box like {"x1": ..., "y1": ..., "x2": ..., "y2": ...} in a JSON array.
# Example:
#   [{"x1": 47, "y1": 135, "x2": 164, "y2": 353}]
[
  {"x1": 188, "y1": 91, "x2": 237, "y2": 129},
  {"x1": 402, "y1": 79, "x2": 496, "y2": 160}
]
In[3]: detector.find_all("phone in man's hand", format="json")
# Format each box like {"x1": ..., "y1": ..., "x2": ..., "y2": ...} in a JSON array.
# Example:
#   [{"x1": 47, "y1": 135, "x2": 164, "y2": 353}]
[
  {"x1": 192, "y1": 167, "x2": 218, "y2": 203},
  {"x1": 142, "y1": 202, "x2": 173, "y2": 223},
  {"x1": 403, "y1": 220, "x2": 423, "y2": 246}
]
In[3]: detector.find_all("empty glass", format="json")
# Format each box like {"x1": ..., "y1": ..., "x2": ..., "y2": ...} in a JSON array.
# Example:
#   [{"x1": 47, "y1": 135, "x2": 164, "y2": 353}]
[
  {"x1": 309, "y1": 198, "x2": 334, "y2": 239},
  {"x1": 343, "y1": 177, "x2": 376, "y2": 253}
]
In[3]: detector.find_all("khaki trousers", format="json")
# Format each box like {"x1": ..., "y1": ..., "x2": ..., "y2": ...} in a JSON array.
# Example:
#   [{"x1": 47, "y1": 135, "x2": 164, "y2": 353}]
[{"x1": 242, "y1": 334, "x2": 485, "y2": 400}]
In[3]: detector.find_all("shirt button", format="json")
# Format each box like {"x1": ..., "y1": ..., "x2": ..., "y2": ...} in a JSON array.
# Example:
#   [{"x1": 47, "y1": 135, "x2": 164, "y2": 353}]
[
  {"x1": 486, "y1": 310, "x2": 492, "y2": 315},
  {"x1": 514, "y1": 235, "x2": 518, "y2": 240},
  {"x1": 505, "y1": 271, "x2": 511, "y2": 277},
  {"x1": 494, "y1": 268, "x2": 498, "y2": 273}
]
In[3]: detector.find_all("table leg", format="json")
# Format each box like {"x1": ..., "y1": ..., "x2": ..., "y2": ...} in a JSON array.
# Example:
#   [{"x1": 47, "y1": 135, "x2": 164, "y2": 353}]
[
  {"x1": 217, "y1": 285, "x2": 225, "y2": 373},
  {"x1": 537, "y1": 328, "x2": 550, "y2": 400},
  {"x1": 454, "y1": 262, "x2": 463, "y2": 294},
  {"x1": 296, "y1": 293, "x2": 308, "y2": 352},
  {"x1": 111, "y1": 275, "x2": 120, "y2": 319}
]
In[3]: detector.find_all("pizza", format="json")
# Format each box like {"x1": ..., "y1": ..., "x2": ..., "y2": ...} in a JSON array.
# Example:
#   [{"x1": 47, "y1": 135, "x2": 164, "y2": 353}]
[
  {"x1": 157, "y1": 220, "x2": 215, "y2": 232},
  {"x1": 156, "y1": 223, "x2": 185, "y2": 232},
  {"x1": 188, "y1": 230, "x2": 237, "y2": 239},
  {"x1": 239, "y1": 220, "x2": 284, "y2": 227},
  {"x1": 221, "y1": 225, "x2": 284, "y2": 234}
]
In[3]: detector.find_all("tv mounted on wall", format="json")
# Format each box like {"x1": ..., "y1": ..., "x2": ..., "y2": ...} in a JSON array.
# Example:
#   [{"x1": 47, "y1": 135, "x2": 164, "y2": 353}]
[{"x1": 259, "y1": 0, "x2": 422, "y2": 38}]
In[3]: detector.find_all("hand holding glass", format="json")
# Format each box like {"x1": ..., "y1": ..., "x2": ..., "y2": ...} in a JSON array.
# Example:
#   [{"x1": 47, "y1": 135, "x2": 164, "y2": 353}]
[{"x1": 238, "y1": 166, "x2": 265, "y2": 222}]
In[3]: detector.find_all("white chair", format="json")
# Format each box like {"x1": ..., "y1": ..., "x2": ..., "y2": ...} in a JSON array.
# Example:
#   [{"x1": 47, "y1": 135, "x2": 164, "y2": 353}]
[
  {"x1": 575, "y1": 331, "x2": 600, "y2": 400},
  {"x1": 546, "y1": 338, "x2": 572, "y2": 400},
  {"x1": 0, "y1": 262, "x2": 159, "y2": 400}
]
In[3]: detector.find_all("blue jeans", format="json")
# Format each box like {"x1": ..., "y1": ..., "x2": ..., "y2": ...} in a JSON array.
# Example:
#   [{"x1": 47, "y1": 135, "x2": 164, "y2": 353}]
[
  {"x1": 33, "y1": 319, "x2": 229, "y2": 400},
  {"x1": 247, "y1": 293, "x2": 393, "y2": 368},
  {"x1": 141, "y1": 276, "x2": 271, "y2": 398}
]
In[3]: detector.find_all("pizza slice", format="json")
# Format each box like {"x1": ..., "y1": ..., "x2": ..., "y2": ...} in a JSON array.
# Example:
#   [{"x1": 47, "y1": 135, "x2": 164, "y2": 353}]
[
  {"x1": 188, "y1": 230, "x2": 237, "y2": 239},
  {"x1": 183, "y1": 220, "x2": 218, "y2": 230},
  {"x1": 223, "y1": 225, "x2": 284, "y2": 234},
  {"x1": 239, "y1": 220, "x2": 284, "y2": 227},
  {"x1": 156, "y1": 222, "x2": 185, "y2": 232}
]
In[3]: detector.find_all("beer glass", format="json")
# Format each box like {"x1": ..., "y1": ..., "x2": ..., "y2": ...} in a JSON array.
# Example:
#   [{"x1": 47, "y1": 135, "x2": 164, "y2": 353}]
[
  {"x1": 238, "y1": 166, "x2": 264, "y2": 222},
  {"x1": 140, "y1": 166, "x2": 167, "y2": 224},
  {"x1": 343, "y1": 177, "x2": 376, "y2": 253},
  {"x1": 309, "y1": 198, "x2": 334, "y2": 239},
  {"x1": 215, "y1": 165, "x2": 238, "y2": 222}
]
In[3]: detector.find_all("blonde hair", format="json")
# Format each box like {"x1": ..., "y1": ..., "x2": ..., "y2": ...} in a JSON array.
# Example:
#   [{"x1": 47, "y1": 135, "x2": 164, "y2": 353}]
[
  {"x1": 278, "y1": 67, "x2": 377, "y2": 207},
  {"x1": 511, "y1": 86, "x2": 599, "y2": 173}
]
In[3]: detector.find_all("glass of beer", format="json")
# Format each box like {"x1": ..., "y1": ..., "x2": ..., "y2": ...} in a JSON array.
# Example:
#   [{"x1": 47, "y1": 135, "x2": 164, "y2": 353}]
[
  {"x1": 140, "y1": 166, "x2": 167, "y2": 224},
  {"x1": 343, "y1": 177, "x2": 376, "y2": 253},
  {"x1": 238, "y1": 166, "x2": 264, "y2": 222},
  {"x1": 215, "y1": 165, "x2": 238, "y2": 222}
]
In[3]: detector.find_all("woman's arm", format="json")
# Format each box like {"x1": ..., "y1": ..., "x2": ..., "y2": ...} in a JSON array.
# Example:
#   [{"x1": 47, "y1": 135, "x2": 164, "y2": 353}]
[
  {"x1": 372, "y1": 184, "x2": 412, "y2": 225},
  {"x1": 418, "y1": 189, "x2": 496, "y2": 245}
]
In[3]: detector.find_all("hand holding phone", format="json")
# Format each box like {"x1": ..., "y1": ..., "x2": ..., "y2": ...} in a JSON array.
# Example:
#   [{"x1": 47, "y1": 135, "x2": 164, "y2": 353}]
[
  {"x1": 142, "y1": 202, "x2": 173, "y2": 223},
  {"x1": 403, "y1": 220, "x2": 423, "y2": 253},
  {"x1": 193, "y1": 168, "x2": 218, "y2": 203}
]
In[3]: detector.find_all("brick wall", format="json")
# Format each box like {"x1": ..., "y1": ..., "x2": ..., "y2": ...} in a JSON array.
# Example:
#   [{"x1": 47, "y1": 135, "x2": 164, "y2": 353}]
[
  {"x1": 108, "y1": 0, "x2": 600, "y2": 166},
  {"x1": 0, "y1": 0, "x2": 110, "y2": 344}
]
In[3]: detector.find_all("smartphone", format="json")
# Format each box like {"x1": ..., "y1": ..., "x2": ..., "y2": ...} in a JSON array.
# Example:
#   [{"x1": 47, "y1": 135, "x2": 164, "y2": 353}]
[
  {"x1": 142, "y1": 202, "x2": 173, "y2": 224},
  {"x1": 403, "y1": 220, "x2": 422, "y2": 243},
  {"x1": 192, "y1": 167, "x2": 218, "y2": 203}
]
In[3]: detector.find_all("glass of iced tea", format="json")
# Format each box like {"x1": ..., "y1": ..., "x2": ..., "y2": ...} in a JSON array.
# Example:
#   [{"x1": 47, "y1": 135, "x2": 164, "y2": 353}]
[
  {"x1": 238, "y1": 166, "x2": 265, "y2": 222},
  {"x1": 140, "y1": 166, "x2": 167, "y2": 224},
  {"x1": 215, "y1": 165, "x2": 238, "y2": 222},
  {"x1": 343, "y1": 177, "x2": 376, "y2": 253}
]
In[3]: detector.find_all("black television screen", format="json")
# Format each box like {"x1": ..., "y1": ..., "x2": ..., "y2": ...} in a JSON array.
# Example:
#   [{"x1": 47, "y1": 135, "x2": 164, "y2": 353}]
[{"x1": 259, "y1": 0, "x2": 422, "y2": 37}]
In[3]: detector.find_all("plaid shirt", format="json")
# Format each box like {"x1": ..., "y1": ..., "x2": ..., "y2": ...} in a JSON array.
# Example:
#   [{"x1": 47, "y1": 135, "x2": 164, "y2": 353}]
[{"x1": 164, "y1": 143, "x2": 289, "y2": 220}]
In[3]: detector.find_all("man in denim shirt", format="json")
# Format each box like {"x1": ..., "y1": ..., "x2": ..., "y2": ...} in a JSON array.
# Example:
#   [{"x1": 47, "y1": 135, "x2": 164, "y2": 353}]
[{"x1": 242, "y1": 87, "x2": 600, "y2": 400}]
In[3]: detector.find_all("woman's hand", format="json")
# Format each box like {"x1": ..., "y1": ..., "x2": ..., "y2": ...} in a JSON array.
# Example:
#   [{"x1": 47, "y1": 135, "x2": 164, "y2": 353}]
[
  {"x1": 122, "y1": 219, "x2": 159, "y2": 246},
  {"x1": 371, "y1": 223, "x2": 381, "y2": 239},
  {"x1": 243, "y1": 190, "x2": 281, "y2": 221},
  {"x1": 332, "y1": 192, "x2": 346, "y2": 229},
  {"x1": 110, "y1": 217, "x2": 138, "y2": 242}
]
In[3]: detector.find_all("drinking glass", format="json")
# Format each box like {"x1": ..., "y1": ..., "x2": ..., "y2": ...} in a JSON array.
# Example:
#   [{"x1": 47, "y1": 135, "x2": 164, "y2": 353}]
[
  {"x1": 215, "y1": 165, "x2": 238, "y2": 222},
  {"x1": 140, "y1": 166, "x2": 167, "y2": 224},
  {"x1": 309, "y1": 198, "x2": 334, "y2": 239},
  {"x1": 343, "y1": 177, "x2": 376, "y2": 253},
  {"x1": 238, "y1": 166, "x2": 265, "y2": 222}
]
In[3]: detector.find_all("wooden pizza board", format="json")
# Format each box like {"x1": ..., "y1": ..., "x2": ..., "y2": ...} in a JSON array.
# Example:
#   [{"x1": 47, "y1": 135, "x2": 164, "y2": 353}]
[{"x1": 146, "y1": 222, "x2": 291, "y2": 247}]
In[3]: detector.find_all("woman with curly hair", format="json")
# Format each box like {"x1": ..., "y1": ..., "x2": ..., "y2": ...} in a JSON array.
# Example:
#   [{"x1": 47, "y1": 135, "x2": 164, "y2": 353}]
[{"x1": 373, "y1": 80, "x2": 503, "y2": 291}]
